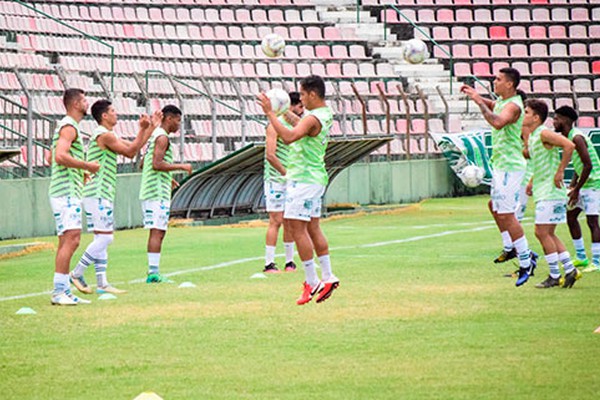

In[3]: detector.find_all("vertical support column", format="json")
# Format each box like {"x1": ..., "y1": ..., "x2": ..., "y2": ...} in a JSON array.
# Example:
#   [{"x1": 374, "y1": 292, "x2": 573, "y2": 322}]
[{"x1": 14, "y1": 68, "x2": 33, "y2": 178}]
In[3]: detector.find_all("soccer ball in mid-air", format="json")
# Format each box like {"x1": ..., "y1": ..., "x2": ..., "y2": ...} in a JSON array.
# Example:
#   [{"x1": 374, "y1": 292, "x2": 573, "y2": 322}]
[
  {"x1": 461, "y1": 165, "x2": 485, "y2": 188},
  {"x1": 261, "y1": 33, "x2": 286, "y2": 58},
  {"x1": 403, "y1": 39, "x2": 429, "y2": 64},
  {"x1": 265, "y1": 89, "x2": 290, "y2": 116}
]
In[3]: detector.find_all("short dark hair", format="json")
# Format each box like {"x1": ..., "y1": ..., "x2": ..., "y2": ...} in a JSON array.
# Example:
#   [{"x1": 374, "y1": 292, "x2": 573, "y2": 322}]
[
  {"x1": 91, "y1": 99, "x2": 112, "y2": 124},
  {"x1": 162, "y1": 105, "x2": 182, "y2": 119},
  {"x1": 499, "y1": 67, "x2": 521, "y2": 89},
  {"x1": 516, "y1": 89, "x2": 527, "y2": 101},
  {"x1": 299, "y1": 75, "x2": 325, "y2": 99},
  {"x1": 526, "y1": 99, "x2": 549, "y2": 122},
  {"x1": 554, "y1": 105, "x2": 578, "y2": 122},
  {"x1": 289, "y1": 91, "x2": 301, "y2": 106},
  {"x1": 63, "y1": 88, "x2": 84, "y2": 108}
]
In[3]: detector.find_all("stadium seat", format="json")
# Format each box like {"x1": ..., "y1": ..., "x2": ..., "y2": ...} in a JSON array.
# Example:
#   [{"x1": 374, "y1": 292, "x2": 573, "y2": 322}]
[{"x1": 489, "y1": 26, "x2": 508, "y2": 40}]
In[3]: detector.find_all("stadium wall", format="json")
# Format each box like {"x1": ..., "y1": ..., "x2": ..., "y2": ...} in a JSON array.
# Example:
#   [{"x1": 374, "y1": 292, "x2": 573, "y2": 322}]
[{"x1": 0, "y1": 160, "x2": 454, "y2": 239}]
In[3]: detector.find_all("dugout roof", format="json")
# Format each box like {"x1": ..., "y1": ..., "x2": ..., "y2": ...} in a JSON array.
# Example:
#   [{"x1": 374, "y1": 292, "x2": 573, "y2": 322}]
[
  {"x1": 171, "y1": 136, "x2": 392, "y2": 220},
  {"x1": 0, "y1": 148, "x2": 20, "y2": 163}
]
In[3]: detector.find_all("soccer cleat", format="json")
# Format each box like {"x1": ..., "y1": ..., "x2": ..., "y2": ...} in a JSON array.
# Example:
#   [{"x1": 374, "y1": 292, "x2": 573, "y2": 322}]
[
  {"x1": 316, "y1": 277, "x2": 340, "y2": 303},
  {"x1": 515, "y1": 267, "x2": 530, "y2": 287},
  {"x1": 528, "y1": 251, "x2": 538, "y2": 277},
  {"x1": 296, "y1": 281, "x2": 324, "y2": 305},
  {"x1": 51, "y1": 289, "x2": 91, "y2": 305},
  {"x1": 494, "y1": 248, "x2": 517, "y2": 263},
  {"x1": 582, "y1": 264, "x2": 599, "y2": 273},
  {"x1": 284, "y1": 261, "x2": 297, "y2": 272},
  {"x1": 535, "y1": 275, "x2": 561, "y2": 289},
  {"x1": 560, "y1": 268, "x2": 582, "y2": 289},
  {"x1": 69, "y1": 272, "x2": 93, "y2": 294},
  {"x1": 573, "y1": 258, "x2": 589, "y2": 268},
  {"x1": 263, "y1": 263, "x2": 281, "y2": 274},
  {"x1": 97, "y1": 285, "x2": 127, "y2": 294},
  {"x1": 146, "y1": 273, "x2": 173, "y2": 283}
]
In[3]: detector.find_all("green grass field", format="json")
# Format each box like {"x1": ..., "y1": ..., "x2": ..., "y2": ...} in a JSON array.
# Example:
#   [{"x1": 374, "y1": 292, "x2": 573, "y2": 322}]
[{"x1": 1, "y1": 195, "x2": 599, "y2": 400}]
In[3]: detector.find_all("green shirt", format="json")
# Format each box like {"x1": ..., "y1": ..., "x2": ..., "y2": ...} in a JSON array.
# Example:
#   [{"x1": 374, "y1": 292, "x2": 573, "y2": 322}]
[
  {"x1": 139, "y1": 127, "x2": 173, "y2": 201},
  {"x1": 568, "y1": 128, "x2": 600, "y2": 190},
  {"x1": 491, "y1": 95, "x2": 527, "y2": 172},
  {"x1": 264, "y1": 116, "x2": 292, "y2": 184},
  {"x1": 48, "y1": 116, "x2": 85, "y2": 199},
  {"x1": 286, "y1": 106, "x2": 332, "y2": 186},
  {"x1": 528, "y1": 125, "x2": 566, "y2": 202},
  {"x1": 82, "y1": 126, "x2": 118, "y2": 201}
]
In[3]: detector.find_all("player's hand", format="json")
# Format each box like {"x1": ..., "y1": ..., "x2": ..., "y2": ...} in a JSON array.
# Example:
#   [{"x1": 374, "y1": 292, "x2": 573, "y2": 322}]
[
  {"x1": 86, "y1": 161, "x2": 100, "y2": 174},
  {"x1": 568, "y1": 188, "x2": 579, "y2": 208},
  {"x1": 172, "y1": 179, "x2": 180, "y2": 190},
  {"x1": 554, "y1": 171, "x2": 564, "y2": 189},
  {"x1": 257, "y1": 92, "x2": 273, "y2": 115},
  {"x1": 181, "y1": 163, "x2": 193, "y2": 175},
  {"x1": 526, "y1": 182, "x2": 533, "y2": 196},
  {"x1": 460, "y1": 85, "x2": 482, "y2": 104},
  {"x1": 522, "y1": 147, "x2": 530, "y2": 159},
  {"x1": 83, "y1": 172, "x2": 91, "y2": 184},
  {"x1": 151, "y1": 110, "x2": 163, "y2": 127},
  {"x1": 139, "y1": 114, "x2": 150, "y2": 130}
]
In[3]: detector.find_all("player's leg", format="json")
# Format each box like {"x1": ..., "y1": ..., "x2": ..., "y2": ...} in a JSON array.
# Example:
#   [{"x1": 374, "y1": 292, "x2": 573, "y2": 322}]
[
  {"x1": 308, "y1": 217, "x2": 339, "y2": 303},
  {"x1": 143, "y1": 200, "x2": 171, "y2": 283},
  {"x1": 282, "y1": 218, "x2": 296, "y2": 271},
  {"x1": 264, "y1": 211, "x2": 283, "y2": 273},
  {"x1": 534, "y1": 223, "x2": 562, "y2": 288},
  {"x1": 553, "y1": 234, "x2": 581, "y2": 288},
  {"x1": 582, "y1": 189, "x2": 600, "y2": 272},
  {"x1": 567, "y1": 203, "x2": 588, "y2": 267}
]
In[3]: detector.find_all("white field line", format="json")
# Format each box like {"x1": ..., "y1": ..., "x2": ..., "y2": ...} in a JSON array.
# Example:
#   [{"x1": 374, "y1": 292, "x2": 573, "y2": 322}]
[{"x1": 0, "y1": 223, "x2": 497, "y2": 302}]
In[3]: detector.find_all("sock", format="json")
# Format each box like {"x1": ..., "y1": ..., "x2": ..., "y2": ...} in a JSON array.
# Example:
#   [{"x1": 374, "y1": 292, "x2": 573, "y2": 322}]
[
  {"x1": 53, "y1": 272, "x2": 70, "y2": 294},
  {"x1": 545, "y1": 252, "x2": 560, "y2": 279},
  {"x1": 95, "y1": 248, "x2": 108, "y2": 288},
  {"x1": 302, "y1": 259, "x2": 319, "y2": 288},
  {"x1": 148, "y1": 252, "x2": 161, "y2": 275},
  {"x1": 592, "y1": 242, "x2": 600, "y2": 266},
  {"x1": 558, "y1": 251, "x2": 575, "y2": 274},
  {"x1": 318, "y1": 254, "x2": 333, "y2": 281},
  {"x1": 513, "y1": 236, "x2": 531, "y2": 269},
  {"x1": 73, "y1": 251, "x2": 95, "y2": 277},
  {"x1": 73, "y1": 233, "x2": 114, "y2": 277},
  {"x1": 284, "y1": 242, "x2": 295, "y2": 263},
  {"x1": 265, "y1": 245, "x2": 276, "y2": 266},
  {"x1": 501, "y1": 231, "x2": 513, "y2": 252},
  {"x1": 572, "y1": 237, "x2": 587, "y2": 261}
]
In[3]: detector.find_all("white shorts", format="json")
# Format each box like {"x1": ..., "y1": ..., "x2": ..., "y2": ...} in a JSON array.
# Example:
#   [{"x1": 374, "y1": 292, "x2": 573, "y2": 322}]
[
  {"x1": 50, "y1": 196, "x2": 82, "y2": 236},
  {"x1": 516, "y1": 185, "x2": 529, "y2": 221},
  {"x1": 264, "y1": 180, "x2": 286, "y2": 213},
  {"x1": 83, "y1": 197, "x2": 114, "y2": 232},
  {"x1": 491, "y1": 170, "x2": 525, "y2": 214},
  {"x1": 284, "y1": 181, "x2": 325, "y2": 222},
  {"x1": 142, "y1": 200, "x2": 171, "y2": 231},
  {"x1": 572, "y1": 188, "x2": 600, "y2": 215},
  {"x1": 535, "y1": 200, "x2": 567, "y2": 225}
]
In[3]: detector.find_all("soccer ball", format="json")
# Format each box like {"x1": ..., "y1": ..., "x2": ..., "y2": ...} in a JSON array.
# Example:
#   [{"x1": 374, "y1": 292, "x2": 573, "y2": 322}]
[
  {"x1": 403, "y1": 39, "x2": 429, "y2": 64},
  {"x1": 265, "y1": 89, "x2": 290, "y2": 116},
  {"x1": 261, "y1": 33, "x2": 286, "y2": 58},
  {"x1": 460, "y1": 165, "x2": 485, "y2": 188}
]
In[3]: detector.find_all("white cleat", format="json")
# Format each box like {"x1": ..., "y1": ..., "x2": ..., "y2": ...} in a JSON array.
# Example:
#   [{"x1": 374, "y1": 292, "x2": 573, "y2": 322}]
[
  {"x1": 97, "y1": 285, "x2": 127, "y2": 294},
  {"x1": 51, "y1": 290, "x2": 91, "y2": 306}
]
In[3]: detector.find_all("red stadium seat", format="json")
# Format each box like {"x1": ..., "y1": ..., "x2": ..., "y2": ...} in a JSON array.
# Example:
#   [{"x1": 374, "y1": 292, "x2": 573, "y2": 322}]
[
  {"x1": 489, "y1": 26, "x2": 507, "y2": 40},
  {"x1": 592, "y1": 61, "x2": 600, "y2": 75}
]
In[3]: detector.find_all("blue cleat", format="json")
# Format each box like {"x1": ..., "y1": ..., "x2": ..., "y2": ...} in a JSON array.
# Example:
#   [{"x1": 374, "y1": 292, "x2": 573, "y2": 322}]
[{"x1": 515, "y1": 267, "x2": 530, "y2": 287}]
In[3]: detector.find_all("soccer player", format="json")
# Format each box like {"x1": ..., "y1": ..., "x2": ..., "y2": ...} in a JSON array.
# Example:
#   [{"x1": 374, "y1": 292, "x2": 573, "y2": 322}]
[
  {"x1": 461, "y1": 68, "x2": 537, "y2": 286},
  {"x1": 139, "y1": 105, "x2": 192, "y2": 283},
  {"x1": 257, "y1": 75, "x2": 339, "y2": 305},
  {"x1": 69, "y1": 100, "x2": 160, "y2": 295},
  {"x1": 523, "y1": 99, "x2": 579, "y2": 288},
  {"x1": 263, "y1": 92, "x2": 304, "y2": 273},
  {"x1": 48, "y1": 89, "x2": 99, "y2": 305},
  {"x1": 555, "y1": 106, "x2": 600, "y2": 273}
]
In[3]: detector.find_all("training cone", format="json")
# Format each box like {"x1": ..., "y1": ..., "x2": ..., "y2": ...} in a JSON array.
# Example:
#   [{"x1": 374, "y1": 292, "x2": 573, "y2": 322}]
[
  {"x1": 133, "y1": 392, "x2": 163, "y2": 400},
  {"x1": 178, "y1": 282, "x2": 196, "y2": 288},
  {"x1": 250, "y1": 273, "x2": 267, "y2": 279},
  {"x1": 15, "y1": 307, "x2": 36, "y2": 315},
  {"x1": 98, "y1": 293, "x2": 117, "y2": 301},
  {"x1": 594, "y1": 326, "x2": 600, "y2": 334}
]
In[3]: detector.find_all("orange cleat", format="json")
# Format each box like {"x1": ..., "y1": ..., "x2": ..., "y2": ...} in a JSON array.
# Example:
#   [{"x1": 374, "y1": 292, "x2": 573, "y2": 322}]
[
  {"x1": 316, "y1": 277, "x2": 340, "y2": 303},
  {"x1": 296, "y1": 281, "x2": 323, "y2": 305}
]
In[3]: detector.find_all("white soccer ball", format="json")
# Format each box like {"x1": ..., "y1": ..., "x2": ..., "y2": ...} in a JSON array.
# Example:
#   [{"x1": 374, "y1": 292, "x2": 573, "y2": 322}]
[
  {"x1": 460, "y1": 165, "x2": 485, "y2": 188},
  {"x1": 403, "y1": 39, "x2": 429, "y2": 64},
  {"x1": 265, "y1": 89, "x2": 290, "y2": 116},
  {"x1": 261, "y1": 33, "x2": 286, "y2": 58}
]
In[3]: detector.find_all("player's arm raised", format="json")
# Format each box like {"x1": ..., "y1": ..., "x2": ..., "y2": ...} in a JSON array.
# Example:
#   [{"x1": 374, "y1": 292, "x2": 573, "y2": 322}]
[
  {"x1": 257, "y1": 93, "x2": 320, "y2": 144},
  {"x1": 55, "y1": 125, "x2": 99, "y2": 173},
  {"x1": 265, "y1": 125, "x2": 286, "y2": 176},
  {"x1": 460, "y1": 85, "x2": 496, "y2": 112},
  {"x1": 152, "y1": 135, "x2": 192, "y2": 175},
  {"x1": 541, "y1": 129, "x2": 575, "y2": 188},
  {"x1": 101, "y1": 112, "x2": 160, "y2": 159}
]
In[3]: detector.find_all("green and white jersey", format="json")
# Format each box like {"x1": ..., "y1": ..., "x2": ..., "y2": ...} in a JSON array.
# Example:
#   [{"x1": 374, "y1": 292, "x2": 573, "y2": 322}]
[
  {"x1": 264, "y1": 116, "x2": 292, "y2": 184},
  {"x1": 286, "y1": 106, "x2": 333, "y2": 186},
  {"x1": 48, "y1": 116, "x2": 85, "y2": 199},
  {"x1": 491, "y1": 95, "x2": 527, "y2": 172},
  {"x1": 522, "y1": 159, "x2": 534, "y2": 187},
  {"x1": 82, "y1": 126, "x2": 118, "y2": 201},
  {"x1": 528, "y1": 125, "x2": 566, "y2": 202},
  {"x1": 139, "y1": 127, "x2": 172, "y2": 201},
  {"x1": 569, "y1": 128, "x2": 600, "y2": 190}
]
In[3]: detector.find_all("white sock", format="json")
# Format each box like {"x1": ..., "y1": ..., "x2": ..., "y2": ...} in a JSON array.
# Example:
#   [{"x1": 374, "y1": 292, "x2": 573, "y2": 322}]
[
  {"x1": 501, "y1": 231, "x2": 513, "y2": 251},
  {"x1": 513, "y1": 236, "x2": 531, "y2": 269},
  {"x1": 573, "y1": 237, "x2": 587, "y2": 261},
  {"x1": 545, "y1": 252, "x2": 560, "y2": 279},
  {"x1": 302, "y1": 259, "x2": 319, "y2": 288},
  {"x1": 284, "y1": 242, "x2": 295, "y2": 263},
  {"x1": 265, "y1": 245, "x2": 276, "y2": 266},
  {"x1": 592, "y1": 242, "x2": 600, "y2": 266},
  {"x1": 96, "y1": 248, "x2": 108, "y2": 287},
  {"x1": 53, "y1": 272, "x2": 69, "y2": 294},
  {"x1": 73, "y1": 233, "x2": 113, "y2": 277},
  {"x1": 148, "y1": 252, "x2": 161, "y2": 274},
  {"x1": 318, "y1": 254, "x2": 333, "y2": 281},
  {"x1": 558, "y1": 251, "x2": 574, "y2": 274}
]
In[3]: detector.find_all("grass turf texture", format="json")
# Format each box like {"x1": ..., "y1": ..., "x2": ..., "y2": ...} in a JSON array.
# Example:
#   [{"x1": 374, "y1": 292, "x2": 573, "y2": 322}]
[{"x1": 1, "y1": 195, "x2": 599, "y2": 399}]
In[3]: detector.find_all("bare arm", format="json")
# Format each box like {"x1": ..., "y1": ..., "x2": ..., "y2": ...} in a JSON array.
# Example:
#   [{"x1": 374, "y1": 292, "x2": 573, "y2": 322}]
[
  {"x1": 55, "y1": 125, "x2": 99, "y2": 173},
  {"x1": 257, "y1": 93, "x2": 320, "y2": 144},
  {"x1": 100, "y1": 113, "x2": 159, "y2": 158},
  {"x1": 151, "y1": 135, "x2": 192, "y2": 174},
  {"x1": 541, "y1": 129, "x2": 575, "y2": 188},
  {"x1": 282, "y1": 110, "x2": 301, "y2": 127},
  {"x1": 568, "y1": 135, "x2": 592, "y2": 206},
  {"x1": 461, "y1": 85, "x2": 519, "y2": 130},
  {"x1": 265, "y1": 125, "x2": 286, "y2": 176}
]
